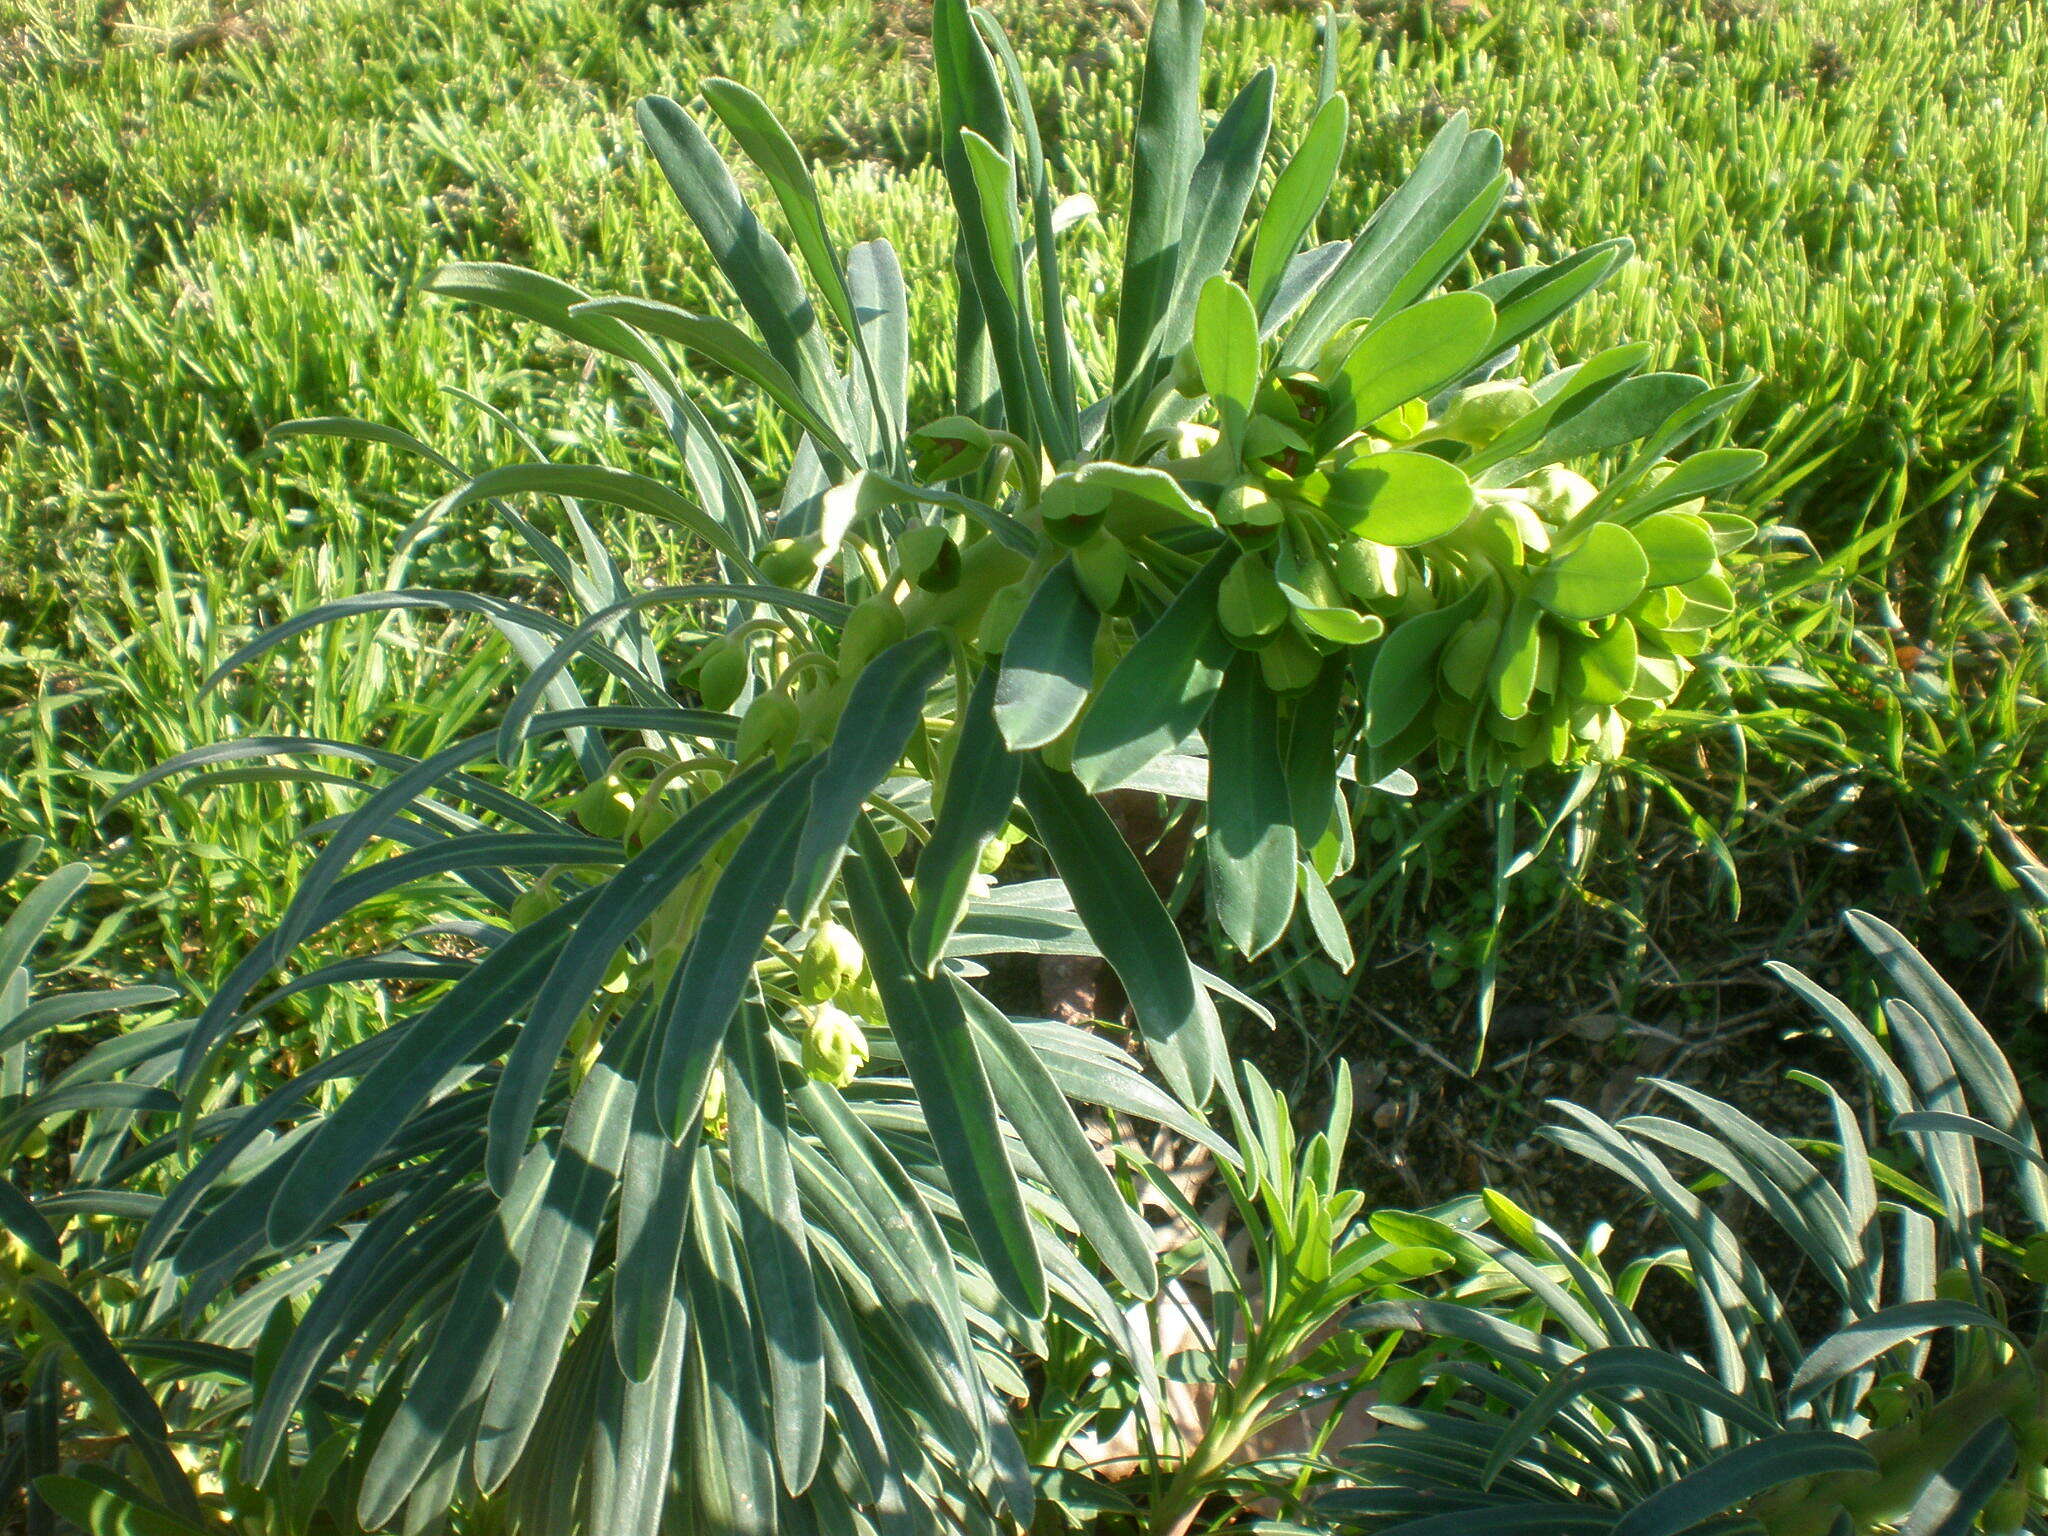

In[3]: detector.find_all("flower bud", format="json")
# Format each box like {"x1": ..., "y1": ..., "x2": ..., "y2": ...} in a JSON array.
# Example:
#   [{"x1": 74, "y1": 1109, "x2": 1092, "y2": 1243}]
[
  {"x1": 1436, "y1": 380, "x2": 1540, "y2": 448},
  {"x1": 1332, "y1": 536, "x2": 1397, "y2": 602},
  {"x1": 700, "y1": 1067, "x2": 728, "y2": 1139},
  {"x1": 756, "y1": 536, "x2": 826, "y2": 589},
  {"x1": 896, "y1": 523, "x2": 960, "y2": 591},
  {"x1": 1216, "y1": 481, "x2": 1282, "y2": 531},
  {"x1": 909, "y1": 415, "x2": 995, "y2": 481},
  {"x1": 509, "y1": 882, "x2": 561, "y2": 928},
  {"x1": 572, "y1": 769, "x2": 637, "y2": 840},
  {"x1": 798, "y1": 920, "x2": 866, "y2": 1002},
  {"x1": 736, "y1": 689, "x2": 800, "y2": 763},
  {"x1": 1038, "y1": 475, "x2": 1110, "y2": 548},
  {"x1": 1259, "y1": 626, "x2": 1324, "y2": 693},
  {"x1": 838, "y1": 594, "x2": 908, "y2": 672},
  {"x1": 1519, "y1": 465, "x2": 1598, "y2": 523},
  {"x1": 977, "y1": 581, "x2": 1032, "y2": 653},
  {"x1": 1070, "y1": 533, "x2": 1129, "y2": 612},
  {"x1": 802, "y1": 1001, "x2": 871, "y2": 1088},
  {"x1": 1217, "y1": 553, "x2": 1289, "y2": 646},
  {"x1": 695, "y1": 639, "x2": 748, "y2": 711}
]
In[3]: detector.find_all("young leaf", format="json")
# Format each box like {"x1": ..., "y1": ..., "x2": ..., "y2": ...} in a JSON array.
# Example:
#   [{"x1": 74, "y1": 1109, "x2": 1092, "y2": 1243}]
[
  {"x1": 1248, "y1": 93, "x2": 1349, "y2": 315},
  {"x1": 1321, "y1": 291, "x2": 1497, "y2": 448},
  {"x1": 1194, "y1": 275, "x2": 1261, "y2": 449},
  {"x1": 1533, "y1": 524, "x2": 1650, "y2": 621},
  {"x1": 1109, "y1": 0, "x2": 1205, "y2": 442},
  {"x1": 726, "y1": 1004, "x2": 826, "y2": 1494}
]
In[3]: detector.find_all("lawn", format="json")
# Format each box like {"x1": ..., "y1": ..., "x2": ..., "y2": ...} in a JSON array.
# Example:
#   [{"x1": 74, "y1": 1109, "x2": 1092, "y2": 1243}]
[{"x1": 4, "y1": 0, "x2": 2045, "y2": 1135}]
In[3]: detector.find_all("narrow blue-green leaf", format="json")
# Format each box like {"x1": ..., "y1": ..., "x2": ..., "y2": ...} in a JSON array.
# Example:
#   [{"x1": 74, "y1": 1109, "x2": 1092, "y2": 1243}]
[
  {"x1": 1071, "y1": 547, "x2": 1234, "y2": 792},
  {"x1": 957, "y1": 986, "x2": 1157, "y2": 1298},
  {"x1": 1018, "y1": 759, "x2": 1223, "y2": 1106},
  {"x1": 613, "y1": 1086, "x2": 699, "y2": 1383},
  {"x1": 353, "y1": 1143, "x2": 555, "y2": 1526},
  {"x1": 635, "y1": 95, "x2": 850, "y2": 453},
  {"x1": 573, "y1": 296, "x2": 854, "y2": 466},
  {"x1": 787, "y1": 631, "x2": 949, "y2": 926},
  {"x1": 488, "y1": 757, "x2": 787, "y2": 1193},
  {"x1": 1899, "y1": 1418, "x2": 2017, "y2": 1536},
  {"x1": 476, "y1": 1034, "x2": 642, "y2": 1491},
  {"x1": 1108, "y1": 0, "x2": 1204, "y2": 443},
  {"x1": 727, "y1": 1004, "x2": 826, "y2": 1495},
  {"x1": 1612, "y1": 1433, "x2": 1875, "y2": 1536},
  {"x1": 994, "y1": 561, "x2": 1099, "y2": 752},
  {"x1": 593, "y1": 1266, "x2": 690, "y2": 1536},
  {"x1": 263, "y1": 887, "x2": 595, "y2": 1248},
  {"x1": 1157, "y1": 67, "x2": 1276, "y2": 363},
  {"x1": 1787, "y1": 1300, "x2": 2010, "y2": 1407},
  {"x1": 698, "y1": 77, "x2": 861, "y2": 344},
  {"x1": 1281, "y1": 114, "x2": 1500, "y2": 367},
  {"x1": 845, "y1": 818, "x2": 1046, "y2": 1317},
  {"x1": 426, "y1": 261, "x2": 668, "y2": 374},
  {"x1": 913, "y1": 667, "x2": 1022, "y2": 975},
  {"x1": 1204, "y1": 652, "x2": 1296, "y2": 957},
  {"x1": 23, "y1": 1281, "x2": 205, "y2": 1526},
  {"x1": 1475, "y1": 238, "x2": 1631, "y2": 359},
  {"x1": 682, "y1": 1169, "x2": 779, "y2": 1536},
  {"x1": 651, "y1": 758, "x2": 826, "y2": 1140},
  {"x1": 0, "y1": 864, "x2": 89, "y2": 985}
]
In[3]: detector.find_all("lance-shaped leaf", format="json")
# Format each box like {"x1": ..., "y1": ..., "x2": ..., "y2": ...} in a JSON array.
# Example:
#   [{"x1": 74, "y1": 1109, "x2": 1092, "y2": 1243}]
[
  {"x1": 264, "y1": 886, "x2": 599, "y2": 1248},
  {"x1": 844, "y1": 817, "x2": 1046, "y2": 1316},
  {"x1": 1109, "y1": 0, "x2": 1205, "y2": 443},
  {"x1": 786, "y1": 631, "x2": 950, "y2": 925},
  {"x1": 487, "y1": 757, "x2": 789, "y2": 1193},
  {"x1": 349, "y1": 1146, "x2": 556, "y2": 1521},
  {"x1": 475, "y1": 1032, "x2": 643, "y2": 1491},
  {"x1": 956, "y1": 987, "x2": 1157, "y2": 1298},
  {"x1": 1611, "y1": 1434, "x2": 1875, "y2": 1536},
  {"x1": 995, "y1": 561, "x2": 1099, "y2": 751},
  {"x1": 1281, "y1": 113, "x2": 1503, "y2": 367},
  {"x1": 1071, "y1": 547, "x2": 1235, "y2": 792},
  {"x1": 1018, "y1": 758, "x2": 1224, "y2": 1106},
  {"x1": 912, "y1": 667, "x2": 1022, "y2": 974},
  {"x1": 682, "y1": 1169, "x2": 779, "y2": 1536},
  {"x1": 573, "y1": 297, "x2": 855, "y2": 467},
  {"x1": 1475, "y1": 238, "x2": 1632, "y2": 360},
  {"x1": 727, "y1": 1004, "x2": 826, "y2": 1495},
  {"x1": 1249, "y1": 92, "x2": 1349, "y2": 315},
  {"x1": 651, "y1": 758, "x2": 826, "y2": 1140},
  {"x1": 23, "y1": 1281, "x2": 206, "y2": 1527},
  {"x1": 1158, "y1": 67, "x2": 1276, "y2": 361},
  {"x1": 635, "y1": 95, "x2": 851, "y2": 452},
  {"x1": 698, "y1": 78, "x2": 861, "y2": 348},
  {"x1": 1204, "y1": 653, "x2": 1297, "y2": 957}
]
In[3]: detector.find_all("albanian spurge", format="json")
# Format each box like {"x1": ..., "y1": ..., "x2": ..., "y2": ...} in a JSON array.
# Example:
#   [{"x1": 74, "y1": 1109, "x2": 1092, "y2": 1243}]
[{"x1": 11, "y1": 1, "x2": 1768, "y2": 1533}]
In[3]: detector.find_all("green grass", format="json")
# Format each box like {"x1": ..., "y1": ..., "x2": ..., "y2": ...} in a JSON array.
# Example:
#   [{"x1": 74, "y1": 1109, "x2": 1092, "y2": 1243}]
[{"x1": 2, "y1": 0, "x2": 2044, "y2": 1053}]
